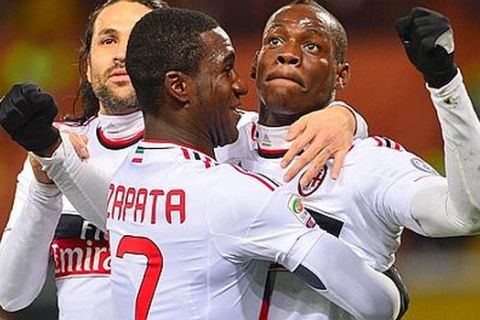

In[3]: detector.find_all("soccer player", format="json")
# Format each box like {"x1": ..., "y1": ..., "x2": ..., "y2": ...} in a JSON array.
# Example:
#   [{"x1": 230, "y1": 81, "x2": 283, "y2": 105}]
[
  {"x1": 0, "y1": 0, "x2": 365, "y2": 318},
  {"x1": 0, "y1": 7, "x2": 404, "y2": 320},
  {"x1": 215, "y1": 1, "x2": 480, "y2": 319},
  {"x1": 0, "y1": 1, "x2": 165, "y2": 318}
]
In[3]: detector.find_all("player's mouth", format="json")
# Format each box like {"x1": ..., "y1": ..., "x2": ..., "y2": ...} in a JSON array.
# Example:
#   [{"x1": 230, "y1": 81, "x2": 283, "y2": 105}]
[
  {"x1": 108, "y1": 70, "x2": 131, "y2": 83},
  {"x1": 265, "y1": 70, "x2": 306, "y2": 89}
]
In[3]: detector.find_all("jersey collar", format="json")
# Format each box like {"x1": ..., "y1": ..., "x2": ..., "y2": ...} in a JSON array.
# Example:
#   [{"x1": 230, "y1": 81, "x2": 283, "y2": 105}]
[
  {"x1": 96, "y1": 110, "x2": 144, "y2": 150},
  {"x1": 256, "y1": 124, "x2": 292, "y2": 158}
]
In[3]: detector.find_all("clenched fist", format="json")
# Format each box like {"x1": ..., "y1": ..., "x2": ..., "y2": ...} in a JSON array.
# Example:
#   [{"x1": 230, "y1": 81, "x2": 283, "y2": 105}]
[
  {"x1": 0, "y1": 83, "x2": 59, "y2": 153},
  {"x1": 395, "y1": 7, "x2": 458, "y2": 88}
]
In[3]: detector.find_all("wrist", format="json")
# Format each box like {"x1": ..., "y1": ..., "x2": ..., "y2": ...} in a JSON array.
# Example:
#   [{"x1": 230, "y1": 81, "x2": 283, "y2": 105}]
[
  {"x1": 424, "y1": 63, "x2": 458, "y2": 89},
  {"x1": 327, "y1": 101, "x2": 357, "y2": 135},
  {"x1": 34, "y1": 135, "x2": 61, "y2": 158}
]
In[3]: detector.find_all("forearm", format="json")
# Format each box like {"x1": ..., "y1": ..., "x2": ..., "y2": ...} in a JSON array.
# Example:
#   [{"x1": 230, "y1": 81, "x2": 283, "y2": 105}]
[
  {"x1": 292, "y1": 233, "x2": 400, "y2": 320},
  {"x1": 418, "y1": 71, "x2": 480, "y2": 235},
  {"x1": 0, "y1": 182, "x2": 61, "y2": 311},
  {"x1": 33, "y1": 135, "x2": 110, "y2": 231}
]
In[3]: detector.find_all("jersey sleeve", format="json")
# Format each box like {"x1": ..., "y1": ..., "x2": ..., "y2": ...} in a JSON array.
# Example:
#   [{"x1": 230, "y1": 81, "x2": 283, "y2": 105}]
[
  {"x1": 349, "y1": 140, "x2": 443, "y2": 236},
  {"x1": 207, "y1": 165, "x2": 323, "y2": 271},
  {"x1": 353, "y1": 71, "x2": 480, "y2": 237},
  {"x1": 33, "y1": 133, "x2": 111, "y2": 231},
  {"x1": 0, "y1": 159, "x2": 62, "y2": 311},
  {"x1": 420, "y1": 70, "x2": 480, "y2": 235}
]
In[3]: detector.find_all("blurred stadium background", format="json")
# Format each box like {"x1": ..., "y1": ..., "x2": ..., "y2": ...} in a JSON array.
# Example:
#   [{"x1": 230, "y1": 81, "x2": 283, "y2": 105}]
[{"x1": 0, "y1": 0, "x2": 479, "y2": 319}]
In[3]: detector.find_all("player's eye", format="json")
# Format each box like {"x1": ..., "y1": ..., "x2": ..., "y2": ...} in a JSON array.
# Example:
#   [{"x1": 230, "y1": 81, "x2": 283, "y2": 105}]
[
  {"x1": 100, "y1": 37, "x2": 116, "y2": 46},
  {"x1": 267, "y1": 36, "x2": 283, "y2": 48},
  {"x1": 304, "y1": 42, "x2": 321, "y2": 53}
]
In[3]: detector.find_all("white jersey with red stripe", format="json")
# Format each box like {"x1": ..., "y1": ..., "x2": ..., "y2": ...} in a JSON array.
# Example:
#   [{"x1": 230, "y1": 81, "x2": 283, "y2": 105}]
[
  {"x1": 106, "y1": 140, "x2": 323, "y2": 320},
  {"x1": 221, "y1": 122, "x2": 436, "y2": 319},
  {"x1": 0, "y1": 111, "x2": 144, "y2": 319},
  {"x1": 215, "y1": 71, "x2": 480, "y2": 319}
]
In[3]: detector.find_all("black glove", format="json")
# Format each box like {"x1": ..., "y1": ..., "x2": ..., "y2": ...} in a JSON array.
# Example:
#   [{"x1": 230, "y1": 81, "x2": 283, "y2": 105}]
[
  {"x1": 0, "y1": 83, "x2": 59, "y2": 152},
  {"x1": 395, "y1": 7, "x2": 458, "y2": 88}
]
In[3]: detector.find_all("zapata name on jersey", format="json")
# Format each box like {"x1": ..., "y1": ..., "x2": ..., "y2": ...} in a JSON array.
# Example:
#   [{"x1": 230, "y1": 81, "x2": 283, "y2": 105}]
[{"x1": 107, "y1": 183, "x2": 186, "y2": 225}]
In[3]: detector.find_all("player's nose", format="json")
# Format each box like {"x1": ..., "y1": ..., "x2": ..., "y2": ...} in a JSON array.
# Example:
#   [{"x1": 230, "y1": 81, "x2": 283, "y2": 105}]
[{"x1": 276, "y1": 51, "x2": 300, "y2": 66}]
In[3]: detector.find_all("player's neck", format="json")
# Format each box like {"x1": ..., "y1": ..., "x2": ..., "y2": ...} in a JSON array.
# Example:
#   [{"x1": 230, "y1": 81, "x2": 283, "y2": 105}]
[
  {"x1": 258, "y1": 103, "x2": 318, "y2": 127},
  {"x1": 96, "y1": 109, "x2": 144, "y2": 142},
  {"x1": 258, "y1": 97, "x2": 334, "y2": 127},
  {"x1": 143, "y1": 115, "x2": 215, "y2": 158},
  {"x1": 259, "y1": 107, "x2": 300, "y2": 127},
  {"x1": 98, "y1": 103, "x2": 141, "y2": 116}
]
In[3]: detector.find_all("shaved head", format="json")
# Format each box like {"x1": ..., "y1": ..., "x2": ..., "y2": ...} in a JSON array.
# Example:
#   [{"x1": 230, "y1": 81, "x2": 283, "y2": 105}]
[{"x1": 266, "y1": 0, "x2": 348, "y2": 63}]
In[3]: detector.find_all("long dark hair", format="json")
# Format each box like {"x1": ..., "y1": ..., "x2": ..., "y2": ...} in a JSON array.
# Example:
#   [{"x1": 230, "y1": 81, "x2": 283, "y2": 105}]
[{"x1": 71, "y1": 0, "x2": 167, "y2": 123}]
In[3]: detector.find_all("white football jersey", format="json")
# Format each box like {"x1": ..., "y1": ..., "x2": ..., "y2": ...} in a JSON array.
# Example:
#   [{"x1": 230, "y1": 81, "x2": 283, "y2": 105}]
[
  {"x1": 218, "y1": 119, "x2": 442, "y2": 319},
  {"x1": 54, "y1": 111, "x2": 145, "y2": 320},
  {"x1": 106, "y1": 140, "x2": 323, "y2": 320}
]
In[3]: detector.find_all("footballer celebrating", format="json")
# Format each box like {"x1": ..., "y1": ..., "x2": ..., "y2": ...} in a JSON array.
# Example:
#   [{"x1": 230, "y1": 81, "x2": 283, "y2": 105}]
[{"x1": 215, "y1": 1, "x2": 480, "y2": 319}]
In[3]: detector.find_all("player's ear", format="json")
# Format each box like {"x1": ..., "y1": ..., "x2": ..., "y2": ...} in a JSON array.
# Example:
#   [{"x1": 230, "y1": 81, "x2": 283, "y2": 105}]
[
  {"x1": 335, "y1": 62, "x2": 350, "y2": 91},
  {"x1": 250, "y1": 51, "x2": 259, "y2": 79},
  {"x1": 165, "y1": 71, "x2": 191, "y2": 104}
]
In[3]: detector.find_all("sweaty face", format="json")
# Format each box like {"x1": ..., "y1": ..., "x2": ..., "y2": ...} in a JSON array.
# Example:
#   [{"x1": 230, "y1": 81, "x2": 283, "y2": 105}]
[
  {"x1": 255, "y1": 4, "x2": 338, "y2": 116},
  {"x1": 87, "y1": 1, "x2": 152, "y2": 114},
  {"x1": 194, "y1": 28, "x2": 247, "y2": 147}
]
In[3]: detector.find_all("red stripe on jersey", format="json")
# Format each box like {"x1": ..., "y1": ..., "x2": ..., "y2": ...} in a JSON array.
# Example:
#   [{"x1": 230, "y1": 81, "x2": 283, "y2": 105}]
[
  {"x1": 97, "y1": 128, "x2": 144, "y2": 149},
  {"x1": 373, "y1": 136, "x2": 384, "y2": 147},
  {"x1": 204, "y1": 157, "x2": 212, "y2": 168},
  {"x1": 132, "y1": 157, "x2": 143, "y2": 164},
  {"x1": 257, "y1": 145, "x2": 289, "y2": 158},
  {"x1": 258, "y1": 267, "x2": 277, "y2": 320},
  {"x1": 230, "y1": 164, "x2": 275, "y2": 191},
  {"x1": 372, "y1": 136, "x2": 404, "y2": 151},
  {"x1": 181, "y1": 148, "x2": 191, "y2": 160}
]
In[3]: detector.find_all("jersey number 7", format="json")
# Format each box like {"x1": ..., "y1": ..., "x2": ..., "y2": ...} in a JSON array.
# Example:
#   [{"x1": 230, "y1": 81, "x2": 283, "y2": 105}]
[{"x1": 116, "y1": 236, "x2": 164, "y2": 320}]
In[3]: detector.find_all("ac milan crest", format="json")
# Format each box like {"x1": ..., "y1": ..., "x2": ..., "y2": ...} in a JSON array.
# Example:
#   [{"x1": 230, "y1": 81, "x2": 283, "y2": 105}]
[{"x1": 298, "y1": 165, "x2": 327, "y2": 197}]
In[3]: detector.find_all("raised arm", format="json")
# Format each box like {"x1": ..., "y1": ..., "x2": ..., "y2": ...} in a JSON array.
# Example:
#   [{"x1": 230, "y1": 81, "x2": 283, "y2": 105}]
[
  {"x1": 395, "y1": 7, "x2": 480, "y2": 235},
  {"x1": 0, "y1": 84, "x2": 110, "y2": 231}
]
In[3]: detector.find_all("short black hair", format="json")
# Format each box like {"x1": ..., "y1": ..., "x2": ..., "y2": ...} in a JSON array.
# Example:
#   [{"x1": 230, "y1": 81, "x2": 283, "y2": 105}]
[
  {"x1": 74, "y1": 0, "x2": 167, "y2": 123},
  {"x1": 286, "y1": 0, "x2": 348, "y2": 63},
  {"x1": 126, "y1": 8, "x2": 219, "y2": 116}
]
